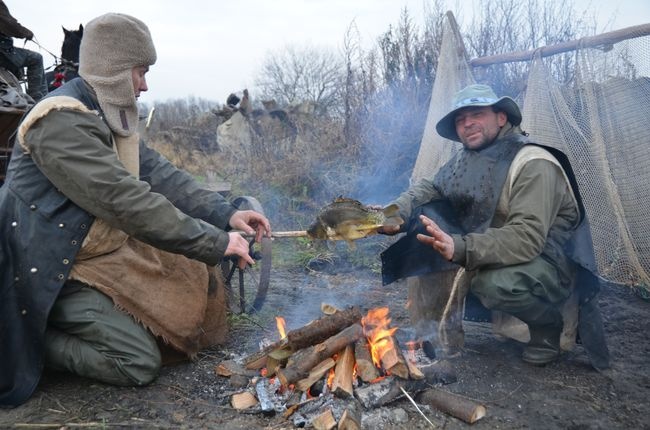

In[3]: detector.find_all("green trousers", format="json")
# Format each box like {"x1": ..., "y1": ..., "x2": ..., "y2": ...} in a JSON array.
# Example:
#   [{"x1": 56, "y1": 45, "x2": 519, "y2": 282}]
[
  {"x1": 44, "y1": 283, "x2": 161, "y2": 386},
  {"x1": 470, "y1": 256, "x2": 573, "y2": 327}
]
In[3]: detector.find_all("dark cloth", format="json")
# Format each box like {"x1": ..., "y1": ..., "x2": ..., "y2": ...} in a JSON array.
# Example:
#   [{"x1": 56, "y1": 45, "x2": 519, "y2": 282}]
[{"x1": 0, "y1": 78, "x2": 237, "y2": 406}]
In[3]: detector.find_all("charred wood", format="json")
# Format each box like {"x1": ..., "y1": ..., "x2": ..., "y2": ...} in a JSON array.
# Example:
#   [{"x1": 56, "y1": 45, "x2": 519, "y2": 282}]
[{"x1": 277, "y1": 323, "x2": 364, "y2": 387}]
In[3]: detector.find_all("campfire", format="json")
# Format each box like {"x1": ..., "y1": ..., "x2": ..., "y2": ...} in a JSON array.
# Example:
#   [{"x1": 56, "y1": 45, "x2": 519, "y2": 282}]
[{"x1": 216, "y1": 305, "x2": 486, "y2": 427}]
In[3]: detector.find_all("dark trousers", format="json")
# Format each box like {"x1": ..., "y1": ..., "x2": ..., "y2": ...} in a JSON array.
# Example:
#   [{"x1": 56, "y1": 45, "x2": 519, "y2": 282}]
[
  {"x1": 0, "y1": 46, "x2": 47, "y2": 101},
  {"x1": 470, "y1": 256, "x2": 572, "y2": 327},
  {"x1": 44, "y1": 284, "x2": 161, "y2": 386}
]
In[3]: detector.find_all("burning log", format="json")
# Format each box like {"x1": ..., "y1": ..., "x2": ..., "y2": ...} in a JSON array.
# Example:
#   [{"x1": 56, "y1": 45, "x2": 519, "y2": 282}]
[
  {"x1": 295, "y1": 357, "x2": 336, "y2": 392},
  {"x1": 243, "y1": 306, "x2": 362, "y2": 370},
  {"x1": 285, "y1": 306, "x2": 362, "y2": 351},
  {"x1": 276, "y1": 323, "x2": 364, "y2": 387},
  {"x1": 418, "y1": 388, "x2": 487, "y2": 424},
  {"x1": 380, "y1": 336, "x2": 409, "y2": 379},
  {"x1": 354, "y1": 338, "x2": 380, "y2": 383},
  {"x1": 331, "y1": 344, "x2": 355, "y2": 398}
]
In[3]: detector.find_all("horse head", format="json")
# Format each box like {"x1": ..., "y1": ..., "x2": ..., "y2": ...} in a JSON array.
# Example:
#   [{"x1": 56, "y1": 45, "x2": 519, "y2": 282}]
[
  {"x1": 61, "y1": 24, "x2": 83, "y2": 64},
  {"x1": 46, "y1": 24, "x2": 83, "y2": 91}
]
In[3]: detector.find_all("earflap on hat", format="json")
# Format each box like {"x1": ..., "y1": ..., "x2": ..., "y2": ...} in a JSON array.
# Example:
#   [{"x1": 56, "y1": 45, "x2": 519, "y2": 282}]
[{"x1": 79, "y1": 13, "x2": 156, "y2": 137}]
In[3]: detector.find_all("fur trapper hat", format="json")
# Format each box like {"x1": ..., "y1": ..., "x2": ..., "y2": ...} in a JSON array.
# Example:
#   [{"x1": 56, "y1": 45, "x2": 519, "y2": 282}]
[{"x1": 78, "y1": 13, "x2": 156, "y2": 136}]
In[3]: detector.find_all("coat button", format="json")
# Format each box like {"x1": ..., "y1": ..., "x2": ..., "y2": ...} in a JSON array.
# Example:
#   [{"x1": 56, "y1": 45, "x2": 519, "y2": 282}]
[
  {"x1": 71, "y1": 240, "x2": 78, "y2": 245},
  {"x1": 30, "y1": 267, "x2": 38, "y2": 273},
  {"x1": 21, "y1": 309, "x2": 27, "y2": 315},
  {"x1": 62, "y1": 259, "x2": 70, "y2": 265},
  {"x1": 80, "y1": 223, "x2": 87, "y2": 229},
  {"x1": 58, "y1": 223, "x2": 65, "y2": 228},
  {"x1": 57, "y1": 274, "x2": 65, "y2": 280},
  {"x1": 30, "y1": 204, "x2": 37, "y2": 210},
  {"x1": 14, "y1": 276, "x2": 19, "y2": 281},
  {"x1": 11, "y1": 221, "x2": 17, "y2": 227}
]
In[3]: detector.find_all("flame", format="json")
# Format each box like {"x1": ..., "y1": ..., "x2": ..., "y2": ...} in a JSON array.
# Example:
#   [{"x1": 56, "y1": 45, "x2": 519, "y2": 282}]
[
  {"x1": 362, "y1": 307, "x2": 398, "y2": 367},
  {"x1": 326, "y1": 368, "x2": 336, "y2": 388},
  {"x1": 275, "y1": 316, "x2": 287, "y2": 340}
]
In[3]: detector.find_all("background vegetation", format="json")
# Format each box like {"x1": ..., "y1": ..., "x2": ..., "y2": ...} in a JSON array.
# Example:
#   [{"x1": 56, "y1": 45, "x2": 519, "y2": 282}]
[{"x1": 142, "y1": 0, "x2": 599, "y2": 267}]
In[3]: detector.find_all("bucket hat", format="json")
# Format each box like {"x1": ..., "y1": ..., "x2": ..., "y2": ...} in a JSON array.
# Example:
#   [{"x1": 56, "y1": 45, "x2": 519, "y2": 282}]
[{"x1": 435, "y1": 84, "x2": 522, "y2": 142}]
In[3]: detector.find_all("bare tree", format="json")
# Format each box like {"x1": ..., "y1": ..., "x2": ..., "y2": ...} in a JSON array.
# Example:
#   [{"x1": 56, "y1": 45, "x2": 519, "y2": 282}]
[{"x1": 254, "y1": 45, "x2": 344, "y2": 116}]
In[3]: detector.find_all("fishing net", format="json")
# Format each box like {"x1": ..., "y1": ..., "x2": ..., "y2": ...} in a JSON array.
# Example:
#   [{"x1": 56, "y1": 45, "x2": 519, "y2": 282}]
[{"x1": 413, "y1": 13, "x2": 650, "y2": 288}]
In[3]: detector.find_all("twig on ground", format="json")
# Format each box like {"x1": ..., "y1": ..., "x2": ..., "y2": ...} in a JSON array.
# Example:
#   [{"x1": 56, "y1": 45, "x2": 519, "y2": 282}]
[{"x1": 400, "y1": 386, "x2": 437, "y2": 428}]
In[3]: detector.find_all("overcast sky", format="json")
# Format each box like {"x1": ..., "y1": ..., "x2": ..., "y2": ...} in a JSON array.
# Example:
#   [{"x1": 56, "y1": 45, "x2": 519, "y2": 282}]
[{"x1": 8, "y1": 0, "x2": 650, "y2": 104}]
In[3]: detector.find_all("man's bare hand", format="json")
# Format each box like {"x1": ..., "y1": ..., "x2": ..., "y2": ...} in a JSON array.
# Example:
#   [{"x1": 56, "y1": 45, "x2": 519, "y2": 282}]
[
  {"x1": 225, "y1": 232, "x2": 255, "y2": 269},
  {"x1": 416, "y1": 215, "x2": 454, "y2": 260},
  {"x1": 229, "y1": 210, "x2": 271, "y2": 243}
]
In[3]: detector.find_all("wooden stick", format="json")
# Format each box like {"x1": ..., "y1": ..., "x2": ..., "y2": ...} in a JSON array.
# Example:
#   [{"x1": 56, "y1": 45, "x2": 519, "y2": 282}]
[
  {"x1": 381, "y1": 336, "x2": 410, "y2": 379},
  {"x1": 331, "y1": 344, "x2": 355, "y2": 398},
  {"x1": 354, "y1": 338, "x2": 380, "y2": 383},
  {"x1": 418, "y1": 388, "x2": 487, "y2": 424},
  {"x1": 243, "y1": 306, "x2": 361, "y2": 370},
  {"x1": 276, "y1": 324, "x2": 363, "y2": 387},
  {"x1": 239, "y1": 230, "x2": 308, "y2": 238},
  {"x1": 470, "y1": 23, "x2": 650, "y2": 67},
  {"x1": 295, "y1": 357, "x2": 336, "y2": 392}
]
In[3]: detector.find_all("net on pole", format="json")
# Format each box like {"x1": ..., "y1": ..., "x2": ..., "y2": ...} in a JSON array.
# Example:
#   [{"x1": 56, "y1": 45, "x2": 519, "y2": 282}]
[{"x1": 414, "y1": 13, "x2": 650, "y2": 287}]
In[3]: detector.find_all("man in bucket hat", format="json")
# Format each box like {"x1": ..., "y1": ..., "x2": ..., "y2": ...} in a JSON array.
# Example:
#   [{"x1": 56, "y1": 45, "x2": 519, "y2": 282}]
[
  {"x1": 0, "y1": 13, "x2": 271, "y2": 407},
  {"x1": 380, "y1": 84, "x2": 608, "y2": 370}
]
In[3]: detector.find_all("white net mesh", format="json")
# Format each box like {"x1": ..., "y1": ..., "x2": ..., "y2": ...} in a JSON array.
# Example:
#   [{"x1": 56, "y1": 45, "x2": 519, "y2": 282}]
[{"x1": 414, "y1": 15, "x2": 650, "y2": 287}]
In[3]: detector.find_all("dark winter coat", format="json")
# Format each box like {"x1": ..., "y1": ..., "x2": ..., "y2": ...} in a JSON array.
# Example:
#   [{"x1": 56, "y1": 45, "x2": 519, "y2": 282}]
[{"x1": 0, "y1": 78, "x2": 237, "y2": 406}]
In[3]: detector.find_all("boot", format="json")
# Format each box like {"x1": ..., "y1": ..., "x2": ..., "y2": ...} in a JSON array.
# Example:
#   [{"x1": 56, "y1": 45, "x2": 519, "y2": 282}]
[{"x1": 522, "y1": 324, "x2": 562, "y2": 365}]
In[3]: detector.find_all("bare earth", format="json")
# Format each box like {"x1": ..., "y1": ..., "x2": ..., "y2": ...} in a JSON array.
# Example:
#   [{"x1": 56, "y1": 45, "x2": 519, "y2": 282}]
[{"x1": 2, "y1": 265, "x2": 648, "y2": 429}]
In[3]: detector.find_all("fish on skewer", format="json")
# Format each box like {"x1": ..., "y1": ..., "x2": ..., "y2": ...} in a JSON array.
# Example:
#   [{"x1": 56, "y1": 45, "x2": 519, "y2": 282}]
[{"x1": 306, "y1": 197, "x2": 403, "y2": 242}]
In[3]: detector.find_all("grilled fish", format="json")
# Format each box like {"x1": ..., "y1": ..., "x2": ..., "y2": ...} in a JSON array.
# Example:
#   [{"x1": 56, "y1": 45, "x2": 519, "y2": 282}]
[{"x1": 307, "y1": 197, "x2": 403, "y2": 241}]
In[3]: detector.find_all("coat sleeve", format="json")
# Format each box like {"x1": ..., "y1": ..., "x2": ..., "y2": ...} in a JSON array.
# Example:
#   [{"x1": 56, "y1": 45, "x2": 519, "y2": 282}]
[
  {"x1": 24, "y1": 108, "x2": 230, "y2": 266},
  {"x1": 391, "y1": 176, "x2": 443, "y2": 221},
  {"x1": 452, "y1": 159, "x2": 578, "y2": 270},
  {"x1": 139, "y1": 142, "x2": 237, "y2": 231}
]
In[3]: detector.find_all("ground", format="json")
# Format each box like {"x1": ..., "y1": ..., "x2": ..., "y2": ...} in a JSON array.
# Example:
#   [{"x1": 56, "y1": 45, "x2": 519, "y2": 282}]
[{"x1": 2, "y1": 264, "x2": 649, "y2": 430}]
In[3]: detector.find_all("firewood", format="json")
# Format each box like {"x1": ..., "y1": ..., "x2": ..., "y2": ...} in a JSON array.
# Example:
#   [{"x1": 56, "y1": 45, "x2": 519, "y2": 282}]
[
  {"x1": 331, "y1": 345, "x2": 355, "y2": 398},
  {"x1": 354, "y1": 338, "x2": 380, "y2": 383},
  {"x1": 295, "y1": 357, "x2": 336, "y2": 392},
  {"x1": 285, "y1": 306, "x2": 362, "y2": 351},
  {"x1": 311, "y1": 408, "x2": 337, "y2": 430},
  {"x1": 380, "y1": 336, "x2": 409, "y2": 379},
  {"x1": 418, "y1": 388, "x2": 487, "y2": 424},
  {"x1": 405, "y1": 358, "x2": 425, "y2": 380},
  {"x1": 338, "y1": 404, "x2": 362, "y2": 430},
  {"x1": 276, "y1": 323, "x2": 363, "y2": 387},
  {"x1": 243, "y1": 306, "x2": 361, "y2": 370},
  {"x1": 215, "y1": 359, "x2": 258, "y2": 377},
  {"x1": 230, "y1": 391, "x2": 258, "y2": 409}
]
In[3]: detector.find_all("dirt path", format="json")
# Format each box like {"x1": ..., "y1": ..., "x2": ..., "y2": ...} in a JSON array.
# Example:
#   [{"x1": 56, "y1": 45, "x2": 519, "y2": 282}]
[{"x1": 2, "y1": 267, "x2": 648, "y2": 429}]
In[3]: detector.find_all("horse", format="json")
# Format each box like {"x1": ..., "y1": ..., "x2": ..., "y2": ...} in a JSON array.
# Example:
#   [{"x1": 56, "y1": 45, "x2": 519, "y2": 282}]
[{"x1": 45, "y1": 24, "x2": 83, "y2": 92}]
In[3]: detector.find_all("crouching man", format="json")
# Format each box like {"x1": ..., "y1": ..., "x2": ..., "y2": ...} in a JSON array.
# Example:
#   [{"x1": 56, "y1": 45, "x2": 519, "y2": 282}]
[
  {"x1": 0, "y1": 13, "x2": 271, "y2": 407},
  {"x1": 380, "y1": 84, "x2": 608, "y2": 369}
]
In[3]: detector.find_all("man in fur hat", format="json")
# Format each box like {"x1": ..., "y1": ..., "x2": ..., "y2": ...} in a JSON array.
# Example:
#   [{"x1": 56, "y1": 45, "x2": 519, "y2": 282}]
[
  {"x1": 0, "y1": 13, "x2": 271, "y2": 407},
  {"x1": 380, "y1": 84, "x2": 608, "y2": 369}
]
